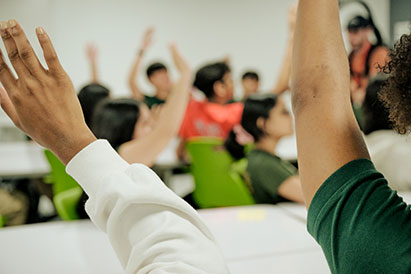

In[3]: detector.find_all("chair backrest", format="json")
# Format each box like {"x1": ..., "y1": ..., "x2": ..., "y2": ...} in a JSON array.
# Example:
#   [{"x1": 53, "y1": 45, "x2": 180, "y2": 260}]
[
  {"x1": 186, "y1": 137, "x2": 255, "y2": 208},
  {"x1": 0, "y1": 215, "x2": 4, "y2": 228},
  {"x1": 44, "y1": 150, "x2": 79, "y2": 195},
  {"x1": 53, "y1": 187, "x2": 83, "y2": 221}
]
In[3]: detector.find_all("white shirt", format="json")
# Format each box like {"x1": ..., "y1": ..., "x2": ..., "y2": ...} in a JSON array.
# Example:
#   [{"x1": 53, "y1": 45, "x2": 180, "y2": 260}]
[
  {"x1": 66, "y1": 140, "x2": 228, "y2": 274},
  {"x1": 365, "y1": 130, "x2": 411, "y2": 191}
]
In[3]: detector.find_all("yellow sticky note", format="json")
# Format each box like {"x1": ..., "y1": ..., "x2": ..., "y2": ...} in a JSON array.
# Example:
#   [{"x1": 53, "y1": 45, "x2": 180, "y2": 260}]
[{"x1": 237, "y1": 209, "x2": 266, "y2": 221}]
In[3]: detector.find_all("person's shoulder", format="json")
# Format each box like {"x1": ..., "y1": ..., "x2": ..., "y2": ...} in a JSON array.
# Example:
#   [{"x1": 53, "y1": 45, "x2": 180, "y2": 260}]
[{"x1": 247, "y1": 149, "x2": 279, "y2": 168}]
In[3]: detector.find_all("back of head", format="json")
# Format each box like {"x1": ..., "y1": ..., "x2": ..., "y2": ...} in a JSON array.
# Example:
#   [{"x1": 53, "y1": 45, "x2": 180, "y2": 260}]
[
  {"x1": 362, "y1": 77, "x2": 392, "y2": 135},
  {"x1": 347, "y1": 16, "x2": 370, "y2": 32},
  {"x1": 146, "y1": 62, "x2": 167, "y2": 78},
  {"x1": 78, "y1": 83, "x2": 110, "y2": 127},
  {"x1": 92, "y1": 98, "x2": 140, "y2": 149},
  {"x1": 224, "y1": 94, "x2": 278, "y2": 159},
  {"x1": 194, "y1": 62, "x2": 230, "y2": 99},
  {"x1": 242, "y1": 71, "x2": 259, "y2": 82}
]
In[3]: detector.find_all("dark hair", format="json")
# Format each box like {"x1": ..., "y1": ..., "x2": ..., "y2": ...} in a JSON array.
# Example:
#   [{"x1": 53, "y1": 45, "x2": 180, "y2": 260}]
[
  {"x1": 242, "y1": 71, "x2": 259, "y2": 81},
  {"x1": 346, "y1": 1, "x2": 383, "y2": 46},
  {"x1": 224, "y1": 94, "x2": 278, "y2": 159},
  {"x1": 379, "y1": 33, "x2": 411, "y2": 134},
  {"x1": 92, "y1": 98, "x2": 141, "y2": 149},
  {"x1": 362, "y1": 77, "x2": 392, "y2": 135},
  {"x1": 193, "y1": 62, "x2": 231, "y2": 99},
  {"x1": 78, "y1": 83, "x2": 110, "y2": 128},
  {"x1": 146, "y1": 62, "x2": 167, "y2": 78}
]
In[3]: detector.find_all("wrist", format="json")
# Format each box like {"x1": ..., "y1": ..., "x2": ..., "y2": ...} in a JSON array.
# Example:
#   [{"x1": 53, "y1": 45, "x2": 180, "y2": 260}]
[{"x1": 53, "y1": 128, "x2": 97, "y2": 165}]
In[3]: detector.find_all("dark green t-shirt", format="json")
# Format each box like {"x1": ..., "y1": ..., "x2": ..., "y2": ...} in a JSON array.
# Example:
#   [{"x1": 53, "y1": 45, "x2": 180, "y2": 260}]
[
  {"x1": 246, "y1": 149, "x2": 297, "y2": 204},
  {"x1": 144, "y1": 95, "x2": 165, "y2": 109},
  {"x1": 308, "y1": 159, "x2": 411, "y2": 273}
]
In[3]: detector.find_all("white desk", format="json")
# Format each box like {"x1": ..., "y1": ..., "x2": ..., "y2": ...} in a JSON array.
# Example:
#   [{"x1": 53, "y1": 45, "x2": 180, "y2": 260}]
[
  {"x1": 0, "y1": 142, "x2": 50, "y2": 178},
  {"x1": 0, "y1": 205, "x2": 329, "y2": 274}
]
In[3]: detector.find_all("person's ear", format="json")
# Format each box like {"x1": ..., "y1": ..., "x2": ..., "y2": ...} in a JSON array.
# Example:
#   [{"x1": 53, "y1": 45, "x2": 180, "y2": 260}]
[
  {"x1": 256, "y1": 117, "x2": 266, "y2": 133},
  {"x1": 213, "y1": 81, "x2": 226, "y2": 98}
]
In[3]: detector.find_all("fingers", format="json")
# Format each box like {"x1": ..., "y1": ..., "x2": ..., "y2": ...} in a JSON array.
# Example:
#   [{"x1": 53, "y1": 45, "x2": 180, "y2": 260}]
[
  {"x1": 35, "y1": 27, "x2": 65, "y2": 75},
  {"x1": 6, "y1": 20, "x2": 46, "y2": 77},
  {"x1": 0, "y1": 21, "x2": 32, "y2": 79},
  {"x1": 0, "y1": 86, "x2": 20, "y2": 128},
  {"x1": 0, "y1": 48, "x2": 17, "y2": 91}
]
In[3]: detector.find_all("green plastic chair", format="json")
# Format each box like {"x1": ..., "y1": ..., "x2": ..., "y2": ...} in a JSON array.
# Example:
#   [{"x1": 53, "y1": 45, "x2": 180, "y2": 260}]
[
  {"x1": 44, "y1": 150, "x2": 82, "y2": 220},
  {"x1": 186, "y1": 137, "x2": 255, "y2": 208},
  {"x1": 0, "y1": 215, "x2": 5, "y2": 228},
  {"x1": 53, "y1": 187, "x2": 83, "y2": 221},
  {"x1": 44, "y1": 150, "x2": 79, "y2": 195}
]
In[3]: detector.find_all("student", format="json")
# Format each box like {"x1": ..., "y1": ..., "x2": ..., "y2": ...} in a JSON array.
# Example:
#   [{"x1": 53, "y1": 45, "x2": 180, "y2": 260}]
[
  {"x1": 291, "y1": 0, "x2": 411, "y2": 273},
  {"x1": 225, "y1": 95, "x2": 304, "y2": 204},
  {"x1": 128, "y1": 27, "x2": 172, "y2": 108},
  {"x1": 241, "y1": 71, "x2": 260, "y2": 98},
  {"x1": 179, "y1": 61, "x2": 242, "y2": 137},
  {"x1": 0, "y1": 20, "x2": 227, "y2": 273},
  {"x1": 347, "y1": 4, "x2": 389, "y2": 107},
  {"x1": 362, "y1": 77, "x2": 411, "y2": 191}
]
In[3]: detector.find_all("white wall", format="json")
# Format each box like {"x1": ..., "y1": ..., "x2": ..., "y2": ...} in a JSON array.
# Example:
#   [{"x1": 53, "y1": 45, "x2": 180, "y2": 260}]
[{"x1": 0, "y1": 0, "x2": 390, "y2": 98}]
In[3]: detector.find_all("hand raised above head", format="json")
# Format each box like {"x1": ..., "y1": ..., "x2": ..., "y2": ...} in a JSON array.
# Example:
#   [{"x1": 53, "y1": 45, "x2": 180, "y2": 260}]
[{"x1": 0, "y1": 20, "x2": 96, "y2": 164}]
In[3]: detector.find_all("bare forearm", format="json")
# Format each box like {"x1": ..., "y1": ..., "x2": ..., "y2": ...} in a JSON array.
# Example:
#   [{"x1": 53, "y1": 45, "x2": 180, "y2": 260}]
[
  {"x1": 272, "y1": 36, "x2": 293, "y2": 94},
  {"x1": 128, "y1": 51, "x2": 144, "y2": 101},
  {"x1": 90, "y1": 60, "x2": 98, "y2": 83}
]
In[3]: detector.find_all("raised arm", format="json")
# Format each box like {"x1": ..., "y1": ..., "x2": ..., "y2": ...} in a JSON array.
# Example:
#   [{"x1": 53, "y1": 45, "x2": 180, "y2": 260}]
[
  {"x1": 271, "y1": 4, "x2": 296, "y2": 94},
  {"x1": 128, "y1": 27, "x2": 154, "y2": 101},
  {"x1": 85, "y1": 44, "x2": 99, "y2": 83},
  {"x1": 0, "y1": 20, "x2": 226, "y2": 273},
  {"x1": 291, "y1": 0, "x2": 370, "y2": 206},
  {"x1": 119, "y1": 44, "x2": 192, "y2": 166}
]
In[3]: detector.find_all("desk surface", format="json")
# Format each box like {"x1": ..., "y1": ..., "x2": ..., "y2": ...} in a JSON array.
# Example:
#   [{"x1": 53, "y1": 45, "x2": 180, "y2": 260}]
[
  {"x1": 0, "y1": 205, "x2": 329, "y2": 274},
  {"x1": 0, "y1": 142, "x2": 50, "y2": 178}
]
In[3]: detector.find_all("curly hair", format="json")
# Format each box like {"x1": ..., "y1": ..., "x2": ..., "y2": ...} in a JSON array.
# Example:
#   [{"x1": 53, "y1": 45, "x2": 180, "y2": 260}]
[{"x1": 379, "y1": 33, "x2": 411, "y2": 134}]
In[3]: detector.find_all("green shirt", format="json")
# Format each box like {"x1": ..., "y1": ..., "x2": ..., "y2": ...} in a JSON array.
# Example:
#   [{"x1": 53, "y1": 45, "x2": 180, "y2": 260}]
[
  {"x1": 246, "y1": 149, "x2": 297, "y2": 204},
  {"x1": 308, "y1": 159, "x2": 411, "y2": 273},
  {"x1": 144, "y1": 95, "x2": 165, "y2": 109}
]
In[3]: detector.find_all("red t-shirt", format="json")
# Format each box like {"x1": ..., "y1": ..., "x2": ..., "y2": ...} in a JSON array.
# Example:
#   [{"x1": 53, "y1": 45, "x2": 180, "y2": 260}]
[{"x1": 179, "y1": 99, "x2": 244, "y2": 139}]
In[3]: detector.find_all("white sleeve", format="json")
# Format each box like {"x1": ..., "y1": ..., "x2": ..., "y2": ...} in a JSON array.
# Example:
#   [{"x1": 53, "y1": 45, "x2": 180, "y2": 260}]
[{"x1": 66, "y1": 140, "x2": 228, "y2": 274}]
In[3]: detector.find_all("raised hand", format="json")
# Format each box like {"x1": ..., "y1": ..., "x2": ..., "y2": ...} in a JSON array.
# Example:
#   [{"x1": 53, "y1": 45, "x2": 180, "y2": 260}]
[
  {"x1": 0, "y1": 20, "x2": 96, "y2": 164},
  {"x1": 169, "y1": 43, "x2": 190, "y2": 76},
  {"x1": 140, "y1": 27, "x2": 154, "y2": 52},
  {"x1": 86, "y1": 43, "x2": 98, "y2": 62}
]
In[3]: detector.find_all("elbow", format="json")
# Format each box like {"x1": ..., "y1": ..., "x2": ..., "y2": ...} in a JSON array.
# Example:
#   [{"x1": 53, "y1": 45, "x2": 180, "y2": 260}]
[{"x1": 291, "y1": 77, "x2": 318, "y2": 116}]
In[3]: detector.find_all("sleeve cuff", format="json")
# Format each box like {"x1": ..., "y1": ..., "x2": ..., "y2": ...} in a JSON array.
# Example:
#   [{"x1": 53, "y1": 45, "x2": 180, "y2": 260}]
[{"x1": 66, "y1": 139, "x2": 129, "y2": 195}]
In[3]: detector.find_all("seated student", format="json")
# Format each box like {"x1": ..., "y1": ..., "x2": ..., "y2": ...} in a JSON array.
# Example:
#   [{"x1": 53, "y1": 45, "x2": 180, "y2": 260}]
[
  {"x1": 128, "y1": 27, "x2": 172, "y2": 108},
  {"x1": 225, "y1": 95, "x2": 304, "y2": 204},
  {"x1": 0, "y1": 20, "x2": 226, "y2": 272},
  {"x1": 291, "y1": 0, "x2": 411, "y2": 273},
  {"x1": 76, "y1": 44, "x2": 192, "y2": 218},
  {"x1": 362, "y1": 77, "x2": 411, "y2": 191},
  {"x1": 178, "y1": 62, "x2": 244, "y2": 146},
  {"x1": 241, "y1": 71, "x2": 260, "y2": 99}
]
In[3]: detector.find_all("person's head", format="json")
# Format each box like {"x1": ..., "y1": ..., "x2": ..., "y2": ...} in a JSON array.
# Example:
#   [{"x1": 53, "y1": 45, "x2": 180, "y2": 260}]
[
  {"x1": 362, "y1": 77, "x2": 392, "y2": 135},
  {"x1": 241, "y1": 71, "x2": 260, "y2": 98},
  {"x1": 347, "y1": 16, "x2": 372, "y2": 50},
  {"x1": 225, "y1": 94, "x2": 293, "y2": 159},
  {"x1": 92, "y1": 98, "x2": 154, "y2": 149},
  {"x1": 146, "y1": 62, "x2": 171, "y2": 93},
  {"x1": 194, "y1": 62, "x2": 233, "y2": 104},
  {"x1": 77, "y1": 83, "x2": 110, "y2": 128},
  {"x1": 379, "y1": 33, "x2": 411, "y2": 135}
]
